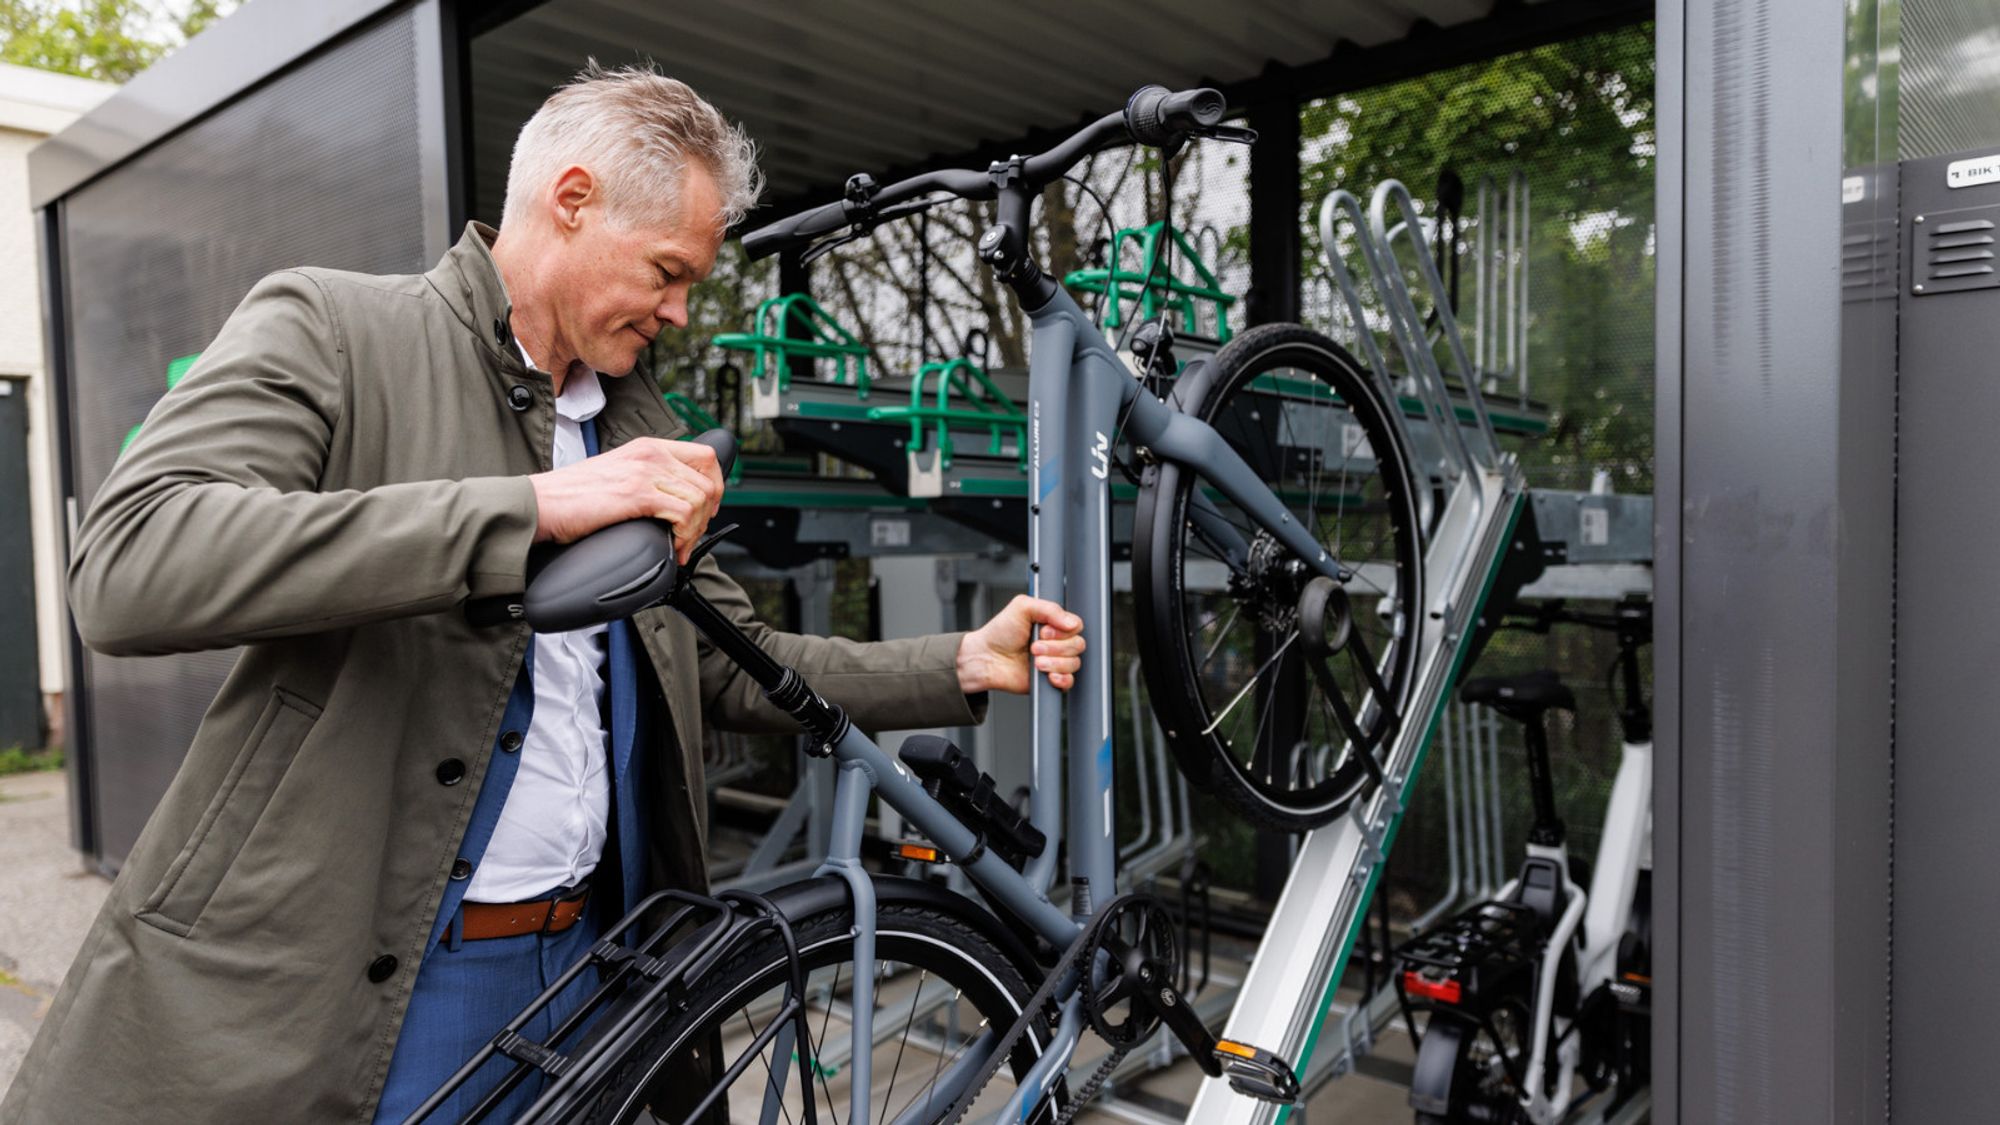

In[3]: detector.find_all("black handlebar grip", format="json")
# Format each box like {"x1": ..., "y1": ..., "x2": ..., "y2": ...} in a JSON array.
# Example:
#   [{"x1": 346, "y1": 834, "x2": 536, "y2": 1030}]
[
  {"x1": 1124, "y1": 86, "x2": 1226, "y2": 146},
  {"x1": 740, "y1": 198, "x2": 851, "y2": 259}
]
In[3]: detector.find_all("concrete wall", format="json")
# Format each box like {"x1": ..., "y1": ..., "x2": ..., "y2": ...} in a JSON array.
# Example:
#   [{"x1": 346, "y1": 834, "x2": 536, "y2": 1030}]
[{"x1": 0, "y1": 64, "x2": 114, "y2": 744}]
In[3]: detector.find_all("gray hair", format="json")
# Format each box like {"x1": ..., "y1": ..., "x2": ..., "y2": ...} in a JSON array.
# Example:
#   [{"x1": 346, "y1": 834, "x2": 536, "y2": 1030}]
[{"x1": 502, "y1": 61, "x2": 762, "y2": 233}]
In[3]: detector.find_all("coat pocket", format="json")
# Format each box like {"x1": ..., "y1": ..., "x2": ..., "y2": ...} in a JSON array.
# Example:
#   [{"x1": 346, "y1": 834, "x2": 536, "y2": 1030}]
[{"x1": 139, "y1": 687, "x2": 322, "y2": 935}]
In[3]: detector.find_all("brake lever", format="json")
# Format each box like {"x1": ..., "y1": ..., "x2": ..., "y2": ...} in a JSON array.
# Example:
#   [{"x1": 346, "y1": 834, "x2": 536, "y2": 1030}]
[
  {"x1": 801, "y1": 229, "x2": 867, "y2": 265},
  {"x1": 1198, "y1": 123, "x2": 1259, "y2": 145},
  {"x1": 799, "y1": 196, "x2": 945, "y2": 265}
]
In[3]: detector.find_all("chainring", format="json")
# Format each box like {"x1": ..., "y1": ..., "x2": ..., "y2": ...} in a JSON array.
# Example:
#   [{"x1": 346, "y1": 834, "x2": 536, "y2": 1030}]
[{"x1": 1083, "y1": 895, "x2": 1179, "y2": 1048}]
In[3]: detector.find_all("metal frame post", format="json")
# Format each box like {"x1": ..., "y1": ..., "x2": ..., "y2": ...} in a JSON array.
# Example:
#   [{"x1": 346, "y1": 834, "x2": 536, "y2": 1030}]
[
  {"x1": 1247, "y1": 96, "x2": 1301, "y2": 328},
  {"x1": 1668, "y1": 0, "x2": 1890, "y2": 1120}
]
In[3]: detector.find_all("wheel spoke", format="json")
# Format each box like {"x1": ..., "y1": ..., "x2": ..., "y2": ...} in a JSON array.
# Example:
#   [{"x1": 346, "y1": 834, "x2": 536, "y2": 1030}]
[
  {"x1": 1197, "y1": 603, "x2": 1243, "y2": 672},
  {"x1": 1201, "y1": 630, "x2": 1298, "y2": 736},
  {"x1": 814, "y1": 963, "x2": 844, "y2": 1125},
  {"x1": 744, "y1": 1005, "x2": 800, "y2": 1125},
  {"x1": 876, "y1": 968, "x2": 927, "y2": 1125}
]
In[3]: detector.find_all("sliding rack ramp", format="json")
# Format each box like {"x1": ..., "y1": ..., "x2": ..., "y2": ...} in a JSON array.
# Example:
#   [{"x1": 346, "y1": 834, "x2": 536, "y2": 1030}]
[{"x1": 1188, "y1": 181, "x2": 1528, "y2": 1124}]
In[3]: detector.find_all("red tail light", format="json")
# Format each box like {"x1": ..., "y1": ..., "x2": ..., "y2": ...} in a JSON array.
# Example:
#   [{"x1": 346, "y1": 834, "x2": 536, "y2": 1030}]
[{"x1": 1403, "y1": 970, "x2": 1462, "y2": 1005}]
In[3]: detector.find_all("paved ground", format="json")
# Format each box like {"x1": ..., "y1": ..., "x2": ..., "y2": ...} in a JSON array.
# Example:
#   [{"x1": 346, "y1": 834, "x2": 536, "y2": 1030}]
[{"x1": 0, "y1": 770, "x2": 110, "y2": 1095}]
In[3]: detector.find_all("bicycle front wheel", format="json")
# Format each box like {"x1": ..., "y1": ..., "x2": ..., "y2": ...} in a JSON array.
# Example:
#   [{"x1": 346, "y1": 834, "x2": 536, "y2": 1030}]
[
  {"x1": 575, "y1": 889, "x2": 1059, "y2": 1125},
  {"x1": 1133, "y1": 323, "x2": 1425, "y2": 832}
]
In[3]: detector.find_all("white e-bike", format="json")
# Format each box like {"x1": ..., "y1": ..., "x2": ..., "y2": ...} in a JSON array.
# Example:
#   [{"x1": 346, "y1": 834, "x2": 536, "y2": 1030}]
[{"x1": 1395, "y1": 597, "x2": 1652, "y2": 1123}]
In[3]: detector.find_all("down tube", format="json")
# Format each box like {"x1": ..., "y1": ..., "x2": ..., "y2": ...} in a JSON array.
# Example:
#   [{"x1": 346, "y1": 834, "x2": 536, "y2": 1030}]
[
  {"x1": 1063, "y1": 348, "x2": 1124, "y2": 908},
  {"x1": 1023, "y1": 313, "x2": 1074, "y2": 896}
]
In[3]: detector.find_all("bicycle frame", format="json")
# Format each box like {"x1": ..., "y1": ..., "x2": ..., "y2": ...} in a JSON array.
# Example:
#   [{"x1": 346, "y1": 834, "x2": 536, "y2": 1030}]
[{"x1": 753, "y1": 279, "x2": 1348, "y2": 1125}]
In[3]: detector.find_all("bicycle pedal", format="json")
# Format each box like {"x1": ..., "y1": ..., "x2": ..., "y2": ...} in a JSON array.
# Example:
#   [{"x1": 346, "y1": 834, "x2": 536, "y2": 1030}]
[{"x1": 1214, "y1": 1040, "x2": 1301, "y2": 1105}]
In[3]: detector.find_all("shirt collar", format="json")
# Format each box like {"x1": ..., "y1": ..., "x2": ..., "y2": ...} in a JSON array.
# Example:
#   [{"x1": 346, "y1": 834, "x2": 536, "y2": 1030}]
[{"x1": 515, "y1": 338, "x2": 606, "y2": 423}]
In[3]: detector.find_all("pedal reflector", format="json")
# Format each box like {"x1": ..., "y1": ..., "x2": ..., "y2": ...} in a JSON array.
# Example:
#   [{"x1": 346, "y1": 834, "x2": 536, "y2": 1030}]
[
  {"x1": 896, "y1": 843, "x2": 942, "y2": 863},
  {"x1": 1213, "y1": 1041, "x2": 1301, "y2": 1105}
]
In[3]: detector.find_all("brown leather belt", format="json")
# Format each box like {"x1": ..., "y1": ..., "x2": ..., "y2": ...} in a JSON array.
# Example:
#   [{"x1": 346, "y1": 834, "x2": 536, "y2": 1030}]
[{"x1": 459, "y1": 888, "x2": 590, "y2": 941}]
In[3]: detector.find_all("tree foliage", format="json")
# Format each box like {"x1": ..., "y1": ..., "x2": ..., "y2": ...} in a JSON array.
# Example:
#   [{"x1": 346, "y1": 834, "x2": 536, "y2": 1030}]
[
  {"x1": 1305, "y1": 24, "x2": 1656, "y2": 492},
  {"x1": 1, "y1": 0, "x2": 234, "y2": 83}
]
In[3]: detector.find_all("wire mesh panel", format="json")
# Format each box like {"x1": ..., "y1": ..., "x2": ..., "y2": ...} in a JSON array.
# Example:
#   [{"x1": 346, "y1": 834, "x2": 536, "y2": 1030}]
[
  {"x1": 1293, "y1": 24, "x2": 1658, "y2": 925},
  {"x1": 57, "y1": 9, "x2": 430, "y2": 868}
]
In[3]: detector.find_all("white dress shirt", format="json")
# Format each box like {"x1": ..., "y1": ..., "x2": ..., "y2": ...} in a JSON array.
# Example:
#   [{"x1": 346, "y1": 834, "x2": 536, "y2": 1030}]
[{"x1": 464, "y1": 353, "x2": 613, "y2": 902}]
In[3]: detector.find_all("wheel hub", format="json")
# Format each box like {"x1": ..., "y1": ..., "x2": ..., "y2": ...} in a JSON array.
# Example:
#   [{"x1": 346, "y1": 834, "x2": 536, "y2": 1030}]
[{"x1": 1235, "y1": 532, "x2": 1313, "y2": 634}]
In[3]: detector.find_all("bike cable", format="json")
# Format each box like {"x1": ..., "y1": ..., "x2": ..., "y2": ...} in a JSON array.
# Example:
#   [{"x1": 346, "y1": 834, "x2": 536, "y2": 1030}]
[{"x1": 1107, "y1": 146, "x2": 1184, "y2": 489}]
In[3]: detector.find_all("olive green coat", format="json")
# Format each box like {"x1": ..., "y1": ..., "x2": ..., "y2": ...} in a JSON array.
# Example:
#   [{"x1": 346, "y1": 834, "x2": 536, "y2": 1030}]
[{"x1": 3, "y1": 224, "x2": 981, "y2": 1123}]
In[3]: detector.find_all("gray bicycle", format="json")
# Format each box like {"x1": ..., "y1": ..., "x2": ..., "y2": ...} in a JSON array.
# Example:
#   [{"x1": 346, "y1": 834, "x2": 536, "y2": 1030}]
[{"x1": 427, "y1": 84, "x2": 1426, "y2": 1125}]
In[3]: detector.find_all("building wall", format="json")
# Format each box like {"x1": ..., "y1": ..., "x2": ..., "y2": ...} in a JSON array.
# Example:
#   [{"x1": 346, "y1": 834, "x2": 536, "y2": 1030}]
[{"x1": 0, "y1": 64, "x2": 114, "y2": 746}]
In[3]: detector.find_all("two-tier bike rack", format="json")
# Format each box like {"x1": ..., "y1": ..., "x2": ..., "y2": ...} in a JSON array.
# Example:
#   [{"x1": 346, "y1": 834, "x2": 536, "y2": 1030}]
[{"x1": 1189, "y1": 182, "x2": 1528, "y2": 1124}]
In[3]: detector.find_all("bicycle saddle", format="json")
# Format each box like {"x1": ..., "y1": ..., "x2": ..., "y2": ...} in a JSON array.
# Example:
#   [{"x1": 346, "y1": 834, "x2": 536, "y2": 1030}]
[{"x1": 1459, "y1": 668, "x2": 1575, "y2": 718}]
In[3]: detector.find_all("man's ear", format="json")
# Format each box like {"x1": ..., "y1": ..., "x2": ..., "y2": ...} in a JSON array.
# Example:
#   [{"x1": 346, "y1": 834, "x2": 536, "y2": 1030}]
[{"x1": 551, "y1": 166, "x2": 596, "y2": 231}]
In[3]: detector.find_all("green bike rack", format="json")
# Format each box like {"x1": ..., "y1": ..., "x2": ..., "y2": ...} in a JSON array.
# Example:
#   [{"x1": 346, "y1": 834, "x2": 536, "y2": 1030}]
[
  {"x1": 712, "y1": 293, "x2": 872, "y2": 396},
  {"x1": 1063, "y1": 220, "x2": 1237, "y2": 341},
  {"x1": 865, "y1": 357, "x2": 1027, "y2": 472}
]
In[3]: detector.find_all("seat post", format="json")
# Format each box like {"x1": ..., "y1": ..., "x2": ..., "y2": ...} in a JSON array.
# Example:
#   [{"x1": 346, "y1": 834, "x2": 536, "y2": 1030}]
[{"x1": 1522, "y1": 711, "x2": 1565, "y2": 848}]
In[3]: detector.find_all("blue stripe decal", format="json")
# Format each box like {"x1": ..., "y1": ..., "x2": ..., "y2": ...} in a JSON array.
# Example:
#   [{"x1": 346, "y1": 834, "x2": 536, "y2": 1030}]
[
  {"x1": 1038, "y1": 456, "x2": 1060, "y2": 501},
  {"x1": 1096, "y1": 737, "x2": 1113, "y2": 783}
]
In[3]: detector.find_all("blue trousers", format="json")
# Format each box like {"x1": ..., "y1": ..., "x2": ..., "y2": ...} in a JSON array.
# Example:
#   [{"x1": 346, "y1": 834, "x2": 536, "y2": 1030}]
[{"x1": 372, "y1": 904, "x2": 603, "y2": 1124}]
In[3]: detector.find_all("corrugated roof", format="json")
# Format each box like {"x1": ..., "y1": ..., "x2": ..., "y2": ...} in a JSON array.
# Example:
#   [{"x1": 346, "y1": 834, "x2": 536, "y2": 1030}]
[{"x1": 468, "y1": 0, "x2": 1544, "y2": 219}]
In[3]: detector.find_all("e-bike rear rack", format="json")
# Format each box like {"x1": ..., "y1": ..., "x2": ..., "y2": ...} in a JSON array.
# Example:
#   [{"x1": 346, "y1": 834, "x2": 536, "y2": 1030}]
[{"x1": 406, "y1": 888, "x2": 820, "y2": 1125}]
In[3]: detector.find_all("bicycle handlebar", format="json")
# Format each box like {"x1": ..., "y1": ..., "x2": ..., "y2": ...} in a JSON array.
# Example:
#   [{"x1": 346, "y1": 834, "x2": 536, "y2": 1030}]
[{"x1": 740, "y1": 86, "x2": 1229, "y2": 261}]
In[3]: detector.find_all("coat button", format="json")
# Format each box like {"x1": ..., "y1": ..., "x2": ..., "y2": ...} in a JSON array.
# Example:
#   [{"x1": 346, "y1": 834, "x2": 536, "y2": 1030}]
[
  {"x1": 451, "y1": 858, "x2": 473, "y2": 880},
  {"x1": 367, "y1": 955, "x2": 398, "y2": 983},
  {"x1": 500, "y1": 730, "x2": 524, "y2": 752},
  {"x1": 493, "y1": 317, "x2": 511, "y2": 346},
  {"x1": 435, "y1": 758, "x2": 466, "y2": 785},
  {"x1": 507, "y1": 385, "x2": 533, "y2": 411}
]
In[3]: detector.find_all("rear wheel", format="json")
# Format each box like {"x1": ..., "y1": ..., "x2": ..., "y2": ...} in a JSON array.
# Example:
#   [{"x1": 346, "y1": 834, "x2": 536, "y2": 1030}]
[
  {"x1": 577, "y1": 899, "x2": 1058, "y2": 1124},
  {"x1": 1135, "y1": 323, "x2": 1425, "y2": 831}
]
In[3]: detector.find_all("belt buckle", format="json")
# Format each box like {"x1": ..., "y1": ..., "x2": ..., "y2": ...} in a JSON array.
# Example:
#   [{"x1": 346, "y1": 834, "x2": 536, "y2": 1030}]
[{"x1": 540, "y1": 883, "x2": 589, "y2": 936}]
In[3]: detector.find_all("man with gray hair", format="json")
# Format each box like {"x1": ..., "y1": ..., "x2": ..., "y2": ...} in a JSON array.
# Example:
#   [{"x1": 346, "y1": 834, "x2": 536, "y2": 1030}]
[{"x1": 4, "y1": 65, "x2": 1083, "y2": 1122}]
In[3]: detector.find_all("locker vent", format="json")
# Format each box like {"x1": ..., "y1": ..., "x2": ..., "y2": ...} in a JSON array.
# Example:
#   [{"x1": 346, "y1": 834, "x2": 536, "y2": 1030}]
[
  {"x1": 1913, "y1": 204, "x2": 2000, "y2": 296},
  {"x1": 1841, "y1": 218, "x2": 1897, "y2": 303}
]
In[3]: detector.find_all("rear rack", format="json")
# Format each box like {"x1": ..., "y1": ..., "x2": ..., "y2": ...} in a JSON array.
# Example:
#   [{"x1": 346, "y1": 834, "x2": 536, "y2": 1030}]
[{"x1": 405, "y1": 888, "x2": 821, "y2": 1125}]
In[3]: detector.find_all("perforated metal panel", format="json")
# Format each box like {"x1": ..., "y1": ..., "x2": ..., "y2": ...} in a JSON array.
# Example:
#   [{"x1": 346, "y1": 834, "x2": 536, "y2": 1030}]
[{"x1": 58, "y1": 8, "x2": 429, "y2": 868}]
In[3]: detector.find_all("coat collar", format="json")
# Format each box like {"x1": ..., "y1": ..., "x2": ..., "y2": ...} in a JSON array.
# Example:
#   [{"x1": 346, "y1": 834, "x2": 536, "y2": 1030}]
[
  {"x1": 426, "y1": 221, "x2": 539, "y2": 378},
  {"x1": 425, "y1": 221, "x2": 685, "y2": 447}
]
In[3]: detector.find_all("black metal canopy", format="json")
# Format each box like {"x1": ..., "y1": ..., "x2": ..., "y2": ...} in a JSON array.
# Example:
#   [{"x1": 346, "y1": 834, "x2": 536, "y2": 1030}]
[{"x1": 464, "y1": 0, "x2": 1647, "y2": 220}]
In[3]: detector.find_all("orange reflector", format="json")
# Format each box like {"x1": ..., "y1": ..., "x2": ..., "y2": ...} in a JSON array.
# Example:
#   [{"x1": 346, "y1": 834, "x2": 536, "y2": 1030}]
[
  {"x1": 1216, "y1": 1041, "x2": 1257, "y2": 1059},
  {"x1": 1621, "y1": 971, "x2": 1652, "y2": 985},
  {"x1": 1403, "y1": 970, "x2": 1463, "y2": 1005},
  {"x1": 896, "y1": 844, "x2": 941, "y2": 863}
]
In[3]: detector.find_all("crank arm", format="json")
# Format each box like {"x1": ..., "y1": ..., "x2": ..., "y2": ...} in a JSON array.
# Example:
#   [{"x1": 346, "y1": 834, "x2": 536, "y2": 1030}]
[
  {"x1": 1136, "y1": 967, "x2": 1226, "y2": 1077},
  {"x1": 1134, "y1": 969, "x2": 1301, "y2": 1106}
]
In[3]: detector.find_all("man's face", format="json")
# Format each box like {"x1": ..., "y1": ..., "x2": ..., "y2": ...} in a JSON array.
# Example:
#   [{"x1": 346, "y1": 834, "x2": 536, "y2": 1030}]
[{"x1": 551, "y1": 165, "x2": 726, "y2": 377}]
